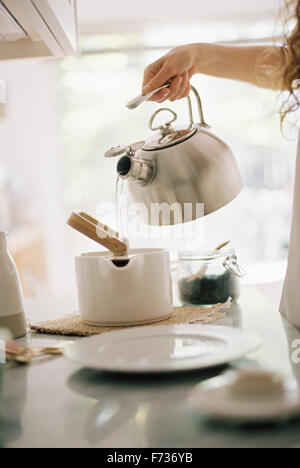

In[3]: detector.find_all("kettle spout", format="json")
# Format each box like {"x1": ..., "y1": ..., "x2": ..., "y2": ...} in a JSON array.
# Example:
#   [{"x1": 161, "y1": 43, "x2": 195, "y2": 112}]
[{"x1": 117, "y1": 156, "x2": 155, "y2": 186}]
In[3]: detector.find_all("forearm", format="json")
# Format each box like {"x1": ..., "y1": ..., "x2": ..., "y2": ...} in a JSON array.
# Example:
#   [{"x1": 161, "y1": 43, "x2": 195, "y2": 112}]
[
  {"x1": 195, "y1": 43, "x2": 285, "y2": 90},
  {"x1": 142, "y1": 42, "x2": 287, "y2": 102}
]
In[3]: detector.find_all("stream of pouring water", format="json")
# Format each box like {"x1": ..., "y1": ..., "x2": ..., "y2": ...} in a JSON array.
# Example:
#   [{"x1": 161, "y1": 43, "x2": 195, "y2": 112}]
[{"x1": 115, "y1": 176, "x2": 128, "y2": 242}]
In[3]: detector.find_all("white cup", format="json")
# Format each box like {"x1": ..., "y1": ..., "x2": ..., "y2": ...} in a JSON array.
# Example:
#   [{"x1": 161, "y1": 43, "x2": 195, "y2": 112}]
[{"x1": 75, "y1": 248, "x2": 173, "y2": 326}]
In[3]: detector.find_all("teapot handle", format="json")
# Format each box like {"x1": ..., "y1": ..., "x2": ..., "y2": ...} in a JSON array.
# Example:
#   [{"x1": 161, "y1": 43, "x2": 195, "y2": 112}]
[
  {"x1": 125, "y1": 84, "x2": 210, "y2": 128},
  {"x1": 188, "y1": 86, "x2": 210, "y2": 128}
]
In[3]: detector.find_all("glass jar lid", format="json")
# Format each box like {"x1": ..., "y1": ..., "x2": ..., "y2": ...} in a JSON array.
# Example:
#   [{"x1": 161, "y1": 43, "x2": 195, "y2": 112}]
[
  {"x1": 178, "y1": 247, "x2": 236, "y2": 262},
  {"x1": 178, "y1": 247, "x2": 246, "y2": 278}
]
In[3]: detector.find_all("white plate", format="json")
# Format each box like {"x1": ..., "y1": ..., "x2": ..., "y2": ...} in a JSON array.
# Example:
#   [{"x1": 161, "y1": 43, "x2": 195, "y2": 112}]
[{"x1": 64, "y1": 325, "x2": 261, "y2": 374}]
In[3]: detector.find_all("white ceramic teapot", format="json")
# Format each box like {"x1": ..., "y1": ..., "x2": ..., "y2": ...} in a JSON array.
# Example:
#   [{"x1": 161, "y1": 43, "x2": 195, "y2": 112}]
[{"x1": 75, "y1": 248, "x2": 173, "y2": 326}]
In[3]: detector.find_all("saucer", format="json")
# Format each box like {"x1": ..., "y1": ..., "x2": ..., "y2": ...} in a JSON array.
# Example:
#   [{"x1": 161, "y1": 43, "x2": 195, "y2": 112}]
[{"x1": 190, "y1": 369, "x2": 300, "y2": 423}]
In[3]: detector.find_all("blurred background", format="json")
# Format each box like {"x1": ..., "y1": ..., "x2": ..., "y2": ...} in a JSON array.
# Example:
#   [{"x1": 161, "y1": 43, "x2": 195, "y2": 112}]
[{"x1": 0, "y1": 0, "x2": 298, "y2": 301}]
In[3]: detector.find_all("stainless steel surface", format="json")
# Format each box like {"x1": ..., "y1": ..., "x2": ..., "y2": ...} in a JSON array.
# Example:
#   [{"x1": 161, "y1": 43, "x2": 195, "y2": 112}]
[
  {"x1": 117, "y1": 154, "x2": 156, "y2": 186},
  {"x1": 122, "y1": 126, "x2": 243, "y2": 225},
  {"x1": 126, "y1": 84, "x2": 170, "y2": 109},
  {"x1": 109, "y1": 86, "x2": 243, "y2": 225},
  {"x1": 2, "y1": 285, "x2": 300, "y2": 448}
]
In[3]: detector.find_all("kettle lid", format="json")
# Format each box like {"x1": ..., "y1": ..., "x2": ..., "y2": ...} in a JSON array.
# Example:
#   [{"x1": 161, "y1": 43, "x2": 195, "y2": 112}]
[
  {"x1": 142, "y1": 107, "x2": 198, "y2": 151},
  {"x1": 143, "y1": 125, "x2": 198, "y2": 151}
]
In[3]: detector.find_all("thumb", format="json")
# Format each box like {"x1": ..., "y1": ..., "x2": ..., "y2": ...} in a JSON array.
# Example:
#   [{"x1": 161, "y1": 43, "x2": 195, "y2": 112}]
[{"x1": 142, "y1": 64, "x2": 173, "y2": 94}]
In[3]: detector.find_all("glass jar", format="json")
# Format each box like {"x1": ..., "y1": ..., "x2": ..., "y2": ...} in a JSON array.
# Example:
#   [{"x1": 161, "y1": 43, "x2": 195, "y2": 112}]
[{"x1": 177, "y1": 248, "x2": 245, "y2": 306}]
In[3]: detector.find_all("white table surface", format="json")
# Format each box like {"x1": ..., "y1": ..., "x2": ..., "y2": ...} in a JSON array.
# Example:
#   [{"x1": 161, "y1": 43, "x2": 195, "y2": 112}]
[{"x1": 1, "y1": 284, "x2": 300, "y2": 448}]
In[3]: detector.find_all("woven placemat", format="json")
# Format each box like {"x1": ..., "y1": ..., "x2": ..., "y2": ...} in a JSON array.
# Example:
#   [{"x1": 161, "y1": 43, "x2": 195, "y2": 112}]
[{"x1": 30, "y1": 300, "x2": 231, "y2": 337}]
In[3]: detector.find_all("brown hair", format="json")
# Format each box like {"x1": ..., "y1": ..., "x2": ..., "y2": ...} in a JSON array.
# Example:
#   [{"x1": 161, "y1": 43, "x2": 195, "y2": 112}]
[{"x1": 281, "y1": 0, "x2": 300, "y2": 126}]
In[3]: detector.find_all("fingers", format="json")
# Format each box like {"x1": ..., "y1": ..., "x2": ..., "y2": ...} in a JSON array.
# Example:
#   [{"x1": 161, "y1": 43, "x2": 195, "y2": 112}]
[
  {"x1": 178, "y1": 82, "x2": 191, "y2": 99},
  {"x1": 178, "y1": 77, "x2": 191, "y2": 100},
  {"x1": 170, "y1": 72, "x2": 190, "y2": 101},
  {"x1": 149, "y1": 74, "x2": 183, "y2": 103},
  {"x1": 150, "y1": 88, "x2": 170, "y2": 102},
  {"x1": 167, "y1": 75, "x2": 183, "y2": 101},
  {"x1": 155, "y1": 73, "x2": 191, "y2": 103},
  {"x1": 142, "y1": 61, "x2": 191, "y2": 103},
  {"x1": 148, "y1": 75, "x2": 184, "y2": 103},
  {"x1": 142, "y1": 62, "x2": 174, "y2": 95},
  {"x1": 142, "y1": 58, "x2": 165, "y2": 89}
]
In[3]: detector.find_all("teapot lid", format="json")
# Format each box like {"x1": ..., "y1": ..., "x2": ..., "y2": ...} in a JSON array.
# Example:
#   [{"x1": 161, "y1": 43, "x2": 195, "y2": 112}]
[{"x1": 142, "y1": 108, "x2": 198, "y2": 151}]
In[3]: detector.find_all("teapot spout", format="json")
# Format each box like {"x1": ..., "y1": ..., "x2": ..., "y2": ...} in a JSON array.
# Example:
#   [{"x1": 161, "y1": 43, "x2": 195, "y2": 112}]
[{"x1": 117, "y1": 156, "x2": 155, "y2": 186}]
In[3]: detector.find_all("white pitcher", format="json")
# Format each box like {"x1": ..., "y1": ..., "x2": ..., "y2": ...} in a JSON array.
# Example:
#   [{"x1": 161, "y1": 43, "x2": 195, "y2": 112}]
[
  {"x1": 0, "y1": 232, "x2": 26, "y2": 338},
  {"x1": 75, "y1": 248, "x2": 173, "y2": 326}
]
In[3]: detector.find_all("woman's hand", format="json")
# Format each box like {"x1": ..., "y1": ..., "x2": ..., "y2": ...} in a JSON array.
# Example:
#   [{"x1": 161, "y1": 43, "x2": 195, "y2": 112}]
[
  {"x1": 142, "y1": 44, "x2": 201, "y2": 102},
  {"x1": 142, "y1": 44, "x2": 282, "y2": 103}
]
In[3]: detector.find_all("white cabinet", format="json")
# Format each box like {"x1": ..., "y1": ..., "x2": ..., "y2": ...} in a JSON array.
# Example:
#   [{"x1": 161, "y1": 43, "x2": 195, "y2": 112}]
[
  {"x1": 0, "y1": 2, "x2": 26, "y2": 41},
  {"x1": 31, "y1": 0, "x2": 78, "y2": 54},
  {"x1": 0, "y1": 0, "x2": 79, "y2": 60}
]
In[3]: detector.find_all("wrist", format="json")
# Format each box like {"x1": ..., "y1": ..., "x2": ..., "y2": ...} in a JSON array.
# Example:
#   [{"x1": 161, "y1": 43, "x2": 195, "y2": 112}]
[
  {"x1": 194, "y1": 43, "x2": 217, "y2": 75},
  {"x1": 193, "y1": 43, "x2": 205, "y2": 74}
]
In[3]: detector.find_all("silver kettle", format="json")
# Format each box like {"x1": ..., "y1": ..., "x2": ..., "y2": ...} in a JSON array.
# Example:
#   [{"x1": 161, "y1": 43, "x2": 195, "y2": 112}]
[{"x1": 105, "y1": 85, "x2": 243, "y2": 226}]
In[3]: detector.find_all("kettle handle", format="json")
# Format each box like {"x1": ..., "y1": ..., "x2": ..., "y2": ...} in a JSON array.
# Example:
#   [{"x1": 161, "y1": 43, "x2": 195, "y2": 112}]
[
  {"x1": 126, "y1": 84, "x2": 209, "y2": 128},
  {"x1": 145, "y1": 86, "x2": 210, "y2": 130},
  {"x1": 188, "y1": 86, "x2": 210, "y2": 128}
]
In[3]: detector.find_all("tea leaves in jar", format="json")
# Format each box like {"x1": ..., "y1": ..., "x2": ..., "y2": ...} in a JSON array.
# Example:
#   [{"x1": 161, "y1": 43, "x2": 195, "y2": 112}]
[
  {"x1": 179, "y1": 270, "x2": 240, "y2": 306},
  {"x1": 178, "y1": 249, "x2": 243, "y2": 306}
]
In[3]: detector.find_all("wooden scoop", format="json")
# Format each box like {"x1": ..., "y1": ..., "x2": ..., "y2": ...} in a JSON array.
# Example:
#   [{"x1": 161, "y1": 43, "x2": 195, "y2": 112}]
[{"x1": 67, "y1": 211, "x2": 128, "y2": 257}]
